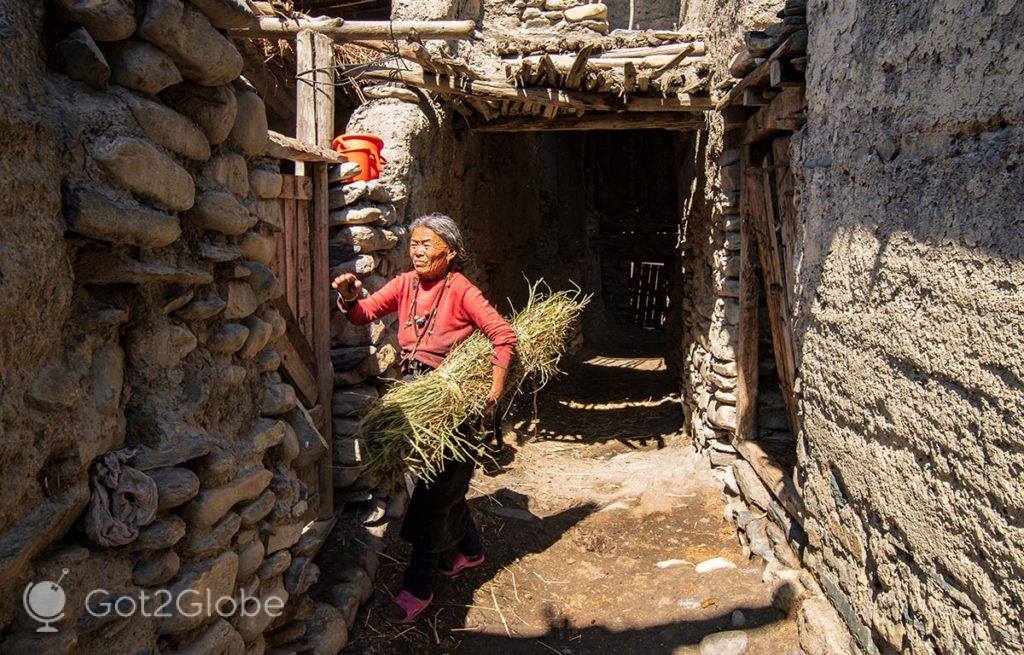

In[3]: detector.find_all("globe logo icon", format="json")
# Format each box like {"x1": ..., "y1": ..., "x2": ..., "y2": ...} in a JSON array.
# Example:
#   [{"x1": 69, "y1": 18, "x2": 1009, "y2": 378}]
[{"x1": 23, "y1": 568, "x2": 69, "y2": 632}]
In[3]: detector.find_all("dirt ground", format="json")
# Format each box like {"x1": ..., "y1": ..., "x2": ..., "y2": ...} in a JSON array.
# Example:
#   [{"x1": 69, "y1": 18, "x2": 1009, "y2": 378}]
[{"x1": 343, "y1": 333, "x2": 799, "y2": 654}]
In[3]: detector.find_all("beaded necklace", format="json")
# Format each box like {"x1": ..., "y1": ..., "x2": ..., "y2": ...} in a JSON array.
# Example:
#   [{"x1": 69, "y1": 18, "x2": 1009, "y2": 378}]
[{"x1": 402, "y1": 271, "x2": 452, "y2": 367}]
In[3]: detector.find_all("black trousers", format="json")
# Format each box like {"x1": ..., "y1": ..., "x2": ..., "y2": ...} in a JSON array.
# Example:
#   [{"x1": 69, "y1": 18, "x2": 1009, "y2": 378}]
[
  {"x1": 396, "y1": 368, "x2": 485, "y2": 599},
  {"x1": 400, "y1": 453, "x2": 483, "y2": 599}
]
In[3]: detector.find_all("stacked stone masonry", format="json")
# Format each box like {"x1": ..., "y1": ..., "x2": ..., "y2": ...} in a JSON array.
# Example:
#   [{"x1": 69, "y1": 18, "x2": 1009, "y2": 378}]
[{"x1": 0, "y1": 1, "x2": 354, "y2": 652}]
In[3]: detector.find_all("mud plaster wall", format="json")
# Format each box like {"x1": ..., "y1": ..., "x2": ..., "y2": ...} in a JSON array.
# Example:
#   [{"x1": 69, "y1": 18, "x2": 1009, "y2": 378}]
[{"x1": 791, "y1": 2, "x2": 1024, "y2": 654}]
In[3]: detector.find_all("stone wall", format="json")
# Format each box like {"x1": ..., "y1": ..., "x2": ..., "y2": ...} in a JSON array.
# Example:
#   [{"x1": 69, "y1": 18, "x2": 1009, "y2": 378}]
[
  {"x1": 791, "y1": 2, "x2": 1024, "y2": 654},
  {"x1": 0, "y1": 1, "x2": 347, "y2": 652}
]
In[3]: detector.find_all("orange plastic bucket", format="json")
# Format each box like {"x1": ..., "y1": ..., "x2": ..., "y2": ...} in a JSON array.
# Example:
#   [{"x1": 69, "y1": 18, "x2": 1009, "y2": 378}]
[
  {"x1": 337, "y1": 147, "x2": 379, "y2": 182},
  {"x1": 332, "y1": 133, "x2": 386, "y2": 181}
]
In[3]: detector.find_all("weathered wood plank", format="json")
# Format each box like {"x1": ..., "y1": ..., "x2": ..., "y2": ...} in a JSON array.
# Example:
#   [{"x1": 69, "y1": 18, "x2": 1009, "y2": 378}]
[
  {"x1": 273, "y1": 333, "x2": 319, "y2": 407},
  {"x1": 278, "y1": 174, "x2": 313, "y2": 200},
  {"x1": 312, "y1": 162, "x2": 334, "y2": 442},
  {"x1": 230, "y1": 18, "x2": 477, "y2": 41},
  {"x1": 297, "y1": 197, "x2": 313, "y2": 339},
  {"x1": 752, "y1": 148, "x2": 801, "y2": 436},
  {"x1": 716, "y1": 30, "x2": 807, "y2": 109},
  {"x1": 743, "y1": 87, "x2": 805, "y2": 144},
  {"x1": 735, "y1": 145, "x2": 760, "y2": 443},
  {"x1": 733, "y1": 438, "x2": 806, "y2": 526},
  {"x1": 266, "y1": 131, "x2": 348, "y2": 163},
  {"x1": 284, "y1": 197, "x2": 298, "y2": 317}
]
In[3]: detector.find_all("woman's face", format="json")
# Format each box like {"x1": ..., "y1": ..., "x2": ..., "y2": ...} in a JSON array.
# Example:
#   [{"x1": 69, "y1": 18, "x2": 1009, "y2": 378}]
[{"x1": 409, "y1": 226, "x2": 456, "y2": 280}]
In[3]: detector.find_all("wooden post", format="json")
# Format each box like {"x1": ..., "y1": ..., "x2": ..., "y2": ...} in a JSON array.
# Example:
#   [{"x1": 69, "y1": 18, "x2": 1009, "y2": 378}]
[
  {"x1": 296, "y1": 30, "x2": 336, "y2": 519},
  {"x1": 734, "y1": 144, "x2": 760, "y2": 442}
]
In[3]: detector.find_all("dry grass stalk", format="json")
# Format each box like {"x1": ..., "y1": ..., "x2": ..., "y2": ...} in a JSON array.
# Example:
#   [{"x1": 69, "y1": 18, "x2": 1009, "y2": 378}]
[{"x1": 359, "y1": 282, "x2": 589, "y2": 482}]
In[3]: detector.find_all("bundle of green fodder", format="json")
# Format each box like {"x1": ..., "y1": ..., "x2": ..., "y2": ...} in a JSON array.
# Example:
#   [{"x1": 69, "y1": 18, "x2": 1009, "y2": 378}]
[{"x1": 358, "y1": 283, "x2": 589, "y2": 482}]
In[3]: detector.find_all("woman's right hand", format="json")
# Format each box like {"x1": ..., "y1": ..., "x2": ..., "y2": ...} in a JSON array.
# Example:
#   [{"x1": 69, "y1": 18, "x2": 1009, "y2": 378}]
[{"x1": 331, "y1": 273, "x2": 362, "y2": 301}]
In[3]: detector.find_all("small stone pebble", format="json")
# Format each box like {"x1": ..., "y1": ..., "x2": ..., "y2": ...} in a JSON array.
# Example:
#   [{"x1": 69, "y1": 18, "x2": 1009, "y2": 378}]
[
  {"x1": 698, "y1": 629, "x2": 749, "y2": 655},
  {"x1": 731, "y1": 609, "x2": 746, "y2": 627}
]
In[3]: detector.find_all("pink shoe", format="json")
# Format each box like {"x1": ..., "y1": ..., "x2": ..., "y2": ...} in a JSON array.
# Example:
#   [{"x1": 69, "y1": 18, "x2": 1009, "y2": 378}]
[
  {"x1": 440, "y1": 552, "x2": 485, "y2": 577},
  {"x1": 382, "y1": 590, "x2": 433, "y2": 623}
]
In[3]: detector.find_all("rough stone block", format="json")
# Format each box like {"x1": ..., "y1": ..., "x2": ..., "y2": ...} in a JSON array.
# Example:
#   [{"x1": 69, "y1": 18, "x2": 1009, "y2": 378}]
[
  {"x1": 188, "y1": 190, "x2": 257, "y2": 236},
  {"x1": 150, "y1": 466, "x2": 200, "y2": 510},
  {"x1": 130, "y1": 514, "x2": 186, "y2": 551},
  {"x1": 247, "y1": 262, "x2": 283, "y2": 304},
  {"x1": 65, "y1": 187, "x2": 181, "y2": 248},
  {"x1": 56, "y1": 28, "x2": 109, "y2": 90},
  {"x1": 126, "y1": 319, "x2": 197, "y2": 369},
  {"x1": 239, "y1": 316, "x2": 274, "y2": 359},
  {"x1": 190, "y1": 0, "x2": 255, "y2": 28},
  {"x1": 90, "y1": 136, "x2": 195, "y2": 211},
  {"x1": 133, "y1": 549, "x2": 180, "y2": 587},
  {"x1": 284, "y1": 556, "x2": 319, "y2": 595},
  {"x1": 229, "y1": 87, "x2": 268, "y2": 156},
  {"x1": 164, "y1": 618, "x2": 243, "y2": 655},
  {"x1": 239, "y1": 489, "x2": 276, "y2": 527},
  {"x1": 53, "y1": 0, "x2": 135, "y2": 41},
  {"x1": 182, "y1": 512, "x2": 242, "y2": 558},
  {"x1": 208, "y1": 323, "x2": 250, "y2": 353},
  {"x1": 261, "y1": 383, "x2": 298, "y2": 416},
  {"x1": 332, "y1": 437, "x2": 362, "y2": 466},
  {"x1": 159, "y1": 551, "x2": 239, "y2": 634},
  {"x1": 246, "y1": 419, "x2": 286, "y2": 453},
  {"x1": 284, "y1": 406, "x2": 327, "y2": 469},
  {"x1": 125, "y1": 96, "x2": 209, "y2": 162},
  {"x1": 332, "y1": 384, "x2": 378, "y2": 417},
  {"x1": 201, "y1": 152, "x2": 250, "y2": 197},
  {"x1": 139, "y1": 0, "x2": 243, "y2": 86},
  {"x1": 109, "y1": 40, "x2": 183, "y2": 95},
  {"x1": 192, "y1": 444, "x2": 238, "y2": 489},
  {"x1": 237, "y1": 538, "x2": 265, "y2": 581},
  {"x1": 87, "y1": 342, "x2": 124, "y2": 417},
  {"x1": 329, "y1": 203, "x2": 385, "y2": 227},
  {"x1": 249, "y1": 168, "x2": 283, "y2": 199},
  {"x1": 175, "y1": 294, "x2": 226, "y2": 321},
  {"x1": 237, "y1": 582, "x2": 288, "y2": 642},
  {"x1": 161, "y1": 82, "x2": 237, "y2": 144},
  {"x1": 181, "y1": 467, "x2": 273, "y2": 528},
  {"x1": 238, "y1": 231, "x2": 276, "y2": 265},
  {"x1": 798, "y1": 597, "x2": 856, "y2": 655},
  {"x1": 330, "y1": 225, "x2": 400, "y2": 253},
  {"x1": 264, "y1": 520, "x2": 304, "y2": 554}
]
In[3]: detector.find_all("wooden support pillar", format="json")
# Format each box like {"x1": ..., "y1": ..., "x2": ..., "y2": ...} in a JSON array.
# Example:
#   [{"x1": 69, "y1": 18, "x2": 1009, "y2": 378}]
[
  {"x1": 735, "y1": 144, "x2": 760, "y2": 442},
  {"x1": 296, "y1": 30, "x2": 336, "y2": 519}
]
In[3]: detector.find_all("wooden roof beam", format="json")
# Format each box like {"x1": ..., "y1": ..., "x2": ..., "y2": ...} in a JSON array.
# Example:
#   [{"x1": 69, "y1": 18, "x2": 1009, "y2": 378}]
[
  {"x1": 469, "y1": 112, "x2": 707, "y2": 132},
  {"x1": 230, "y1": 17, "x2": 478, "y2": 41},
  {"x1": 361, "y1": 69, "x2": 716, "y2": 111}
]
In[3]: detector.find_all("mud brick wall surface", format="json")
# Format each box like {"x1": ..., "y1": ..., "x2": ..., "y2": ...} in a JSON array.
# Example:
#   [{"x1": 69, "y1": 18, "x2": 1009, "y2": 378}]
[{"x1": 790, "y1": 2, "x2": 1024, "y2": 653}]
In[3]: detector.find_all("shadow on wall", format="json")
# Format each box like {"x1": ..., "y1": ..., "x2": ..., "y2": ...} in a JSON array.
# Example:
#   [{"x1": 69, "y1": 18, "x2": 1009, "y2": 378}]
[{"x1": 780, "y1": 2, "x2": 1024, "y2": 653}]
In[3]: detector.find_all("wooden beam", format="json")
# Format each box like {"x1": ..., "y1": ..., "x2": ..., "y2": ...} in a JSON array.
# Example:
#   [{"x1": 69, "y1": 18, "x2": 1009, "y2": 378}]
[
  {"x1": 231, "y1": 17, "x2": 477, "y2": 41},
  {"x1": 716, "y1": 30, "x2": 807, "y2": 109},
  {"x1": 505, "y1": 52, "x2": 704, "y2": 72},
  {"x1": 750, "y1": 148, "x2": 801, "y2": 437},
  {"x1": 362, "y1": 69, "x2": 716, "y2": 112},
  {"x1": 469, "y1": 112, "x2": 706, "y2": 132},
  {"x1": 602, "y1": 41, "x2": 707, "y2": 58},
  {"x1": 733, "y1": 438, "x2": 806, "y2": 525},
  {"x1": 743, "y1": 87, "x2": 805, "y2": 143},
  {"x1": 735, "y1": 145, "x2": 760, "y2": 443},
  {"x1": 267, "y1": 131, "x2": 348, "y2": 163}
]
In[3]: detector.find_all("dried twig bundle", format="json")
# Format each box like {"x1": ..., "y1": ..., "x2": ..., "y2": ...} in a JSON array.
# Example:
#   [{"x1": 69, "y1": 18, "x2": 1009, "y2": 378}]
[{"x1": 358, "y1": 282, "x2": 589, "y2": 482}]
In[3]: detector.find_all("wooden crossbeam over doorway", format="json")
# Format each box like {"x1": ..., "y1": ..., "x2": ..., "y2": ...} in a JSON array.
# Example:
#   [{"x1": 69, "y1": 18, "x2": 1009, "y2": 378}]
[
  {"x1": 230, "y1": 17, "x2": 477, "y2": 41},
  {"x1": 469, "y1": 112, "x2": 706, "y2": 132}
]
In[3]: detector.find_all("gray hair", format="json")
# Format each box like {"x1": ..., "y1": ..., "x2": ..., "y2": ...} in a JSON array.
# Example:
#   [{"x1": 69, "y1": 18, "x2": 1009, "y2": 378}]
[{"x1": 409, "y1": 213, "x2": 468, "y2": 269}]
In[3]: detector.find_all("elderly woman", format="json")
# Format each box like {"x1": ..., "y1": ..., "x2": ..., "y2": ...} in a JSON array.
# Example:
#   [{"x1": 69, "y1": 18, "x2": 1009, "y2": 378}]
[{"x1": 332, "y1": 213, "x2": 517, "y2": 623}]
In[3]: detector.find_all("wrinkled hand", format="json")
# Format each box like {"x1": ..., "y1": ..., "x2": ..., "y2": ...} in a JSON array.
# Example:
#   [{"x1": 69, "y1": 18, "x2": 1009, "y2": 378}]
[{"x1": 331, "y1": 273, "x2": 362, "y2": 301}]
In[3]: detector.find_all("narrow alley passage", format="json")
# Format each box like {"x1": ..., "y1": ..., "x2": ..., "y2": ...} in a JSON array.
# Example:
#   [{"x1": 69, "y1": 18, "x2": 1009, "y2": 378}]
[{"x1": 345, "y1": 333, "x2": 799, "y2": 654}]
